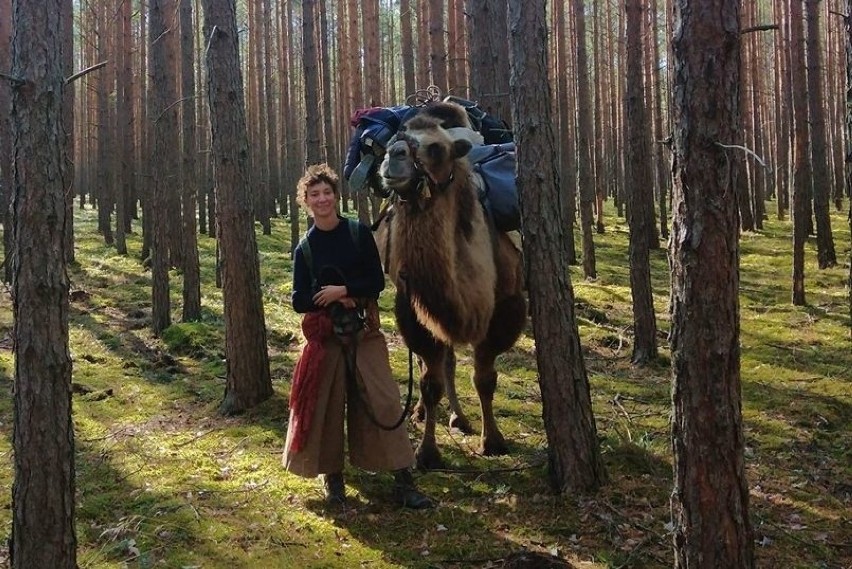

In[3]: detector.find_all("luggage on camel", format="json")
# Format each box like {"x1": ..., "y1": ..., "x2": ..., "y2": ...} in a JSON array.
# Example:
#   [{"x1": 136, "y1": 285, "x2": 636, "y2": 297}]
[{"x1": 343, "y1": 89, "x2": 521, "y2": 233}]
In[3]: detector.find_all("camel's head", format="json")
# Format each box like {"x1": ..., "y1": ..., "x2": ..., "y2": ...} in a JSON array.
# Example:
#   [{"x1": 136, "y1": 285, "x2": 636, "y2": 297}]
[{"x1": 379, "y1": 114, "x2": 474, "y2": 202}]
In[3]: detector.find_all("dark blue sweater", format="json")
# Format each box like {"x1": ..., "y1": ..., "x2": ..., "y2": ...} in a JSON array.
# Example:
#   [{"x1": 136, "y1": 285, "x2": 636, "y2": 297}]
[{"x1": 291, "y1": 217, "x2": 385, "y2": 313}]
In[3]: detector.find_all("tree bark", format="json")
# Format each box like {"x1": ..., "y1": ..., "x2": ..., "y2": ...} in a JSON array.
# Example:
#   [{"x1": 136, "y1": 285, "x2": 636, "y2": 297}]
[
  {"x1": 400, "y1": 0, "x2": 416, "y2": 97},
  {"x1": 466, "y1": 0, "x2": 511, "y2": 124},
  {"x1": 149, "y1": 0, "x2": 174, "y2": 333},
  {"x1": 553, "y1": 0, "x2": 578, "y2": 265},
  {"x1": 428, "y1": 0, "x2": 447, "y2": 92},
  {"x1": 201, "y1": 0, "x2": 273, "y2": 414},
  {"x1": 806, "y1": 0, "x2": 837, "y2": 268},
  {"x1": 303, "y1": 0, "x2": 322, "y2": 165},
  {"x1": 0, "y1": 0, "x2": 12, "y2": 283},
  {"x1": 10, "y1": 0, "x2": 77, "y2": 565},
  {"x1": 180, "y1": 0, "x2": 201, "y2": 321},
  {"x1": 790, "y1": 0, "x2": 809, "y2": 305},
  {"x1": 508, "y1": 0, "x2": 604, "y2": 494},
  {"x1": 571, "y1": 0, "x2": 597, "y2": 279},
  {"x1": 624, "y1": 0, "x2": 658, "y2": 365},
  {"x1": 669, "y1": 1, "x2": 754, "y2": 566},
  {"x1": 846, "y1": 0, "x2": 852, "y2": 332}
]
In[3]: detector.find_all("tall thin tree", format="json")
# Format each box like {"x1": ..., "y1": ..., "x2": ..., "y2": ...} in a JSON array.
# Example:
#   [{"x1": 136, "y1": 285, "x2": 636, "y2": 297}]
[
  {"x1": 201, "y1": 0, "x2": 273, "y2": 414},
  {"x1": 10, "y1": 0, "x2": 77, "y2": 565},
  {"x1": 624, "y1": 0, "x2": 658, "y2": 364},
  {"x1": 790, "y1": 0, "x2": 809, "y2": 305},
  {"x1": 0, "y1": 0, "x2": 12, "y2": 283},
  {"x1": 508, "y1": 0, "x2": 605, "y2": 493},
  {"x1": 669, "y1": 0, "x2": 754, "y2": 566},
  {"x1": 571, "y1": 0, "x2": 597, "y2": 279},
  {"x1": 180, "y1": 0, "x2": 201, "y2": 321},
  {"x1": 806, "y1": 0, "x2": 837, "y2": 268},
  {"x1": 149, "y1": 0, "x2": 174, "y2": 333}
]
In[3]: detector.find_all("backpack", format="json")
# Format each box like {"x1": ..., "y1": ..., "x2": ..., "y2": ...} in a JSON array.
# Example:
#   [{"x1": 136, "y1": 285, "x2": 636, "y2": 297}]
[{"x1": 297, "y1": 218, "x2": 361, "y2": 290}]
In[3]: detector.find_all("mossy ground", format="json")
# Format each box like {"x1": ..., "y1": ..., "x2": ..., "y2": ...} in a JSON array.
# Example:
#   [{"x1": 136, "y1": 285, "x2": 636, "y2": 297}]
[{"x1": 0, "y1": 203, "x2": 848, "y2": 568}]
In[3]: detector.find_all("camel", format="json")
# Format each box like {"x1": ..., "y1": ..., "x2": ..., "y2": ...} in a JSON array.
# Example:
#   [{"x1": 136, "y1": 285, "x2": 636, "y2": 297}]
[{"x1": 377, "y1": 102, "x2": 527, "y2": 469}]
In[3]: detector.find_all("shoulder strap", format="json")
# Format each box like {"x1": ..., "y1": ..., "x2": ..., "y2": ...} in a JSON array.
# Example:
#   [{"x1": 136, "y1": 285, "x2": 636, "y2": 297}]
[
  {"x1": 297, "y1": 234, "x2": 316, "y2": 290},
  {"x1": 347, "y1": 218, "x2": 360, "y2": 252}
]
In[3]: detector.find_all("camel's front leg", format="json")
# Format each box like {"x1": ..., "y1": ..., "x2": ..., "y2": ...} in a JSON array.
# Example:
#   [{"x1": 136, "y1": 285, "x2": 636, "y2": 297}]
[
  {"x1": 472, "y1": 345, "x2": 508, "y2": 456},
  {"x1": 414, "y1": 347, "x2": 449, "y2": 469},
  {"x1": 394, "y1": 291, "x2": 447, "y2": 470}
]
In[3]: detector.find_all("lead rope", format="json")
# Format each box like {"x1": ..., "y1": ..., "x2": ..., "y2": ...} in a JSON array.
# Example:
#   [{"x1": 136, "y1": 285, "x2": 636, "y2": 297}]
[{"x1": 343, "y1": 333, "x2": 415, "y2": 432}]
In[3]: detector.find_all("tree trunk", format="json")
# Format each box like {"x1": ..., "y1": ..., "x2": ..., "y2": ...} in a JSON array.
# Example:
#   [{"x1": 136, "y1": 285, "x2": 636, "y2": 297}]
[
  {"x1": 400, "y1": 0, "x2": 415, "y2": 97},
  {"x1": 669, "y1": 1, "x2": 754, "y2": 567},
  {"x1": 649, "y1": 0, "x2": 669, "y2": 241},
  {"x1": 10, "y1": 1, "x2": 77, "y2": 566},
  {"x1": 303, "y1": 0, "x2": 323, "y2": 165},
  {"x1": 773, "y1": 0, "x2": 790, "y2": 220},
  {"x1": 571, "y1": 0, "x2": 597, "y2": 279},
  {"x1": 180, "y1": 0, "x2": 201, "y2": 321},
  {"x1": 508, "y1": 0, "x2": 605, "y2": 494},
  {"x1": 114, "y1": 0, "x2": 130, "y2": 256},
  {"x1": 0, "y1": 0, "x2": 12, "y2": 284},
  {"x1": 624, "y1": 0, "x2": 658, "y2": 365},
  {"x1": 846, "y1": 0, "x2": 852, "y2": 332},
  {"x1": 466, "y1": 0, "x2": 511, "y2": 124},
  {"x1": 149, "y1": 0, "x2": 174, "y2": 333},
  {"x1": 201, "y1": 0, "x2": 273, "y2": 414},
  {"x1": 553, "y1": 0, "x2": 578, "y2": 265},
  {"x1": 428, "y1": 0, "x2": 447, "y2": 92},
  {"x1": 806, "y1": 0, "x2": 837, "y2": 268},
  {"x1": 790, "y1": 0, "x2": 809, "y2": 305}
]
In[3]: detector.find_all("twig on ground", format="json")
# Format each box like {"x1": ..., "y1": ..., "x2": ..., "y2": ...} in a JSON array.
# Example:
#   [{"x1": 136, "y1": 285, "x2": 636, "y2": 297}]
[{"x1": 173, "y1": 428, "x2": 217, "y2": 448}]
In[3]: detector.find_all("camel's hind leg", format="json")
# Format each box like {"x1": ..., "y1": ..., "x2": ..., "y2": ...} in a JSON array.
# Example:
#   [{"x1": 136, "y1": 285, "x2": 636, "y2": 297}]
[
  {"x1": 474, "y1": 293, "x2": 527, "y2": 456},
  {"x1": 411, "y1": 350, "x2": 474, "y2": 434},
  {"x1": 442, "y1": 350, "x2": 474, "y2": 434},
  {"x1": 472, "y1": 344, "x2": 508, "y2": 456}
]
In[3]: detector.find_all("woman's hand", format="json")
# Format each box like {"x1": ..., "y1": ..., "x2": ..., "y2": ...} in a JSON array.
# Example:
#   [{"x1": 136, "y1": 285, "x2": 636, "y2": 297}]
[{"x1": 312, "y1": 285, "x2": 348, "y2": 307}]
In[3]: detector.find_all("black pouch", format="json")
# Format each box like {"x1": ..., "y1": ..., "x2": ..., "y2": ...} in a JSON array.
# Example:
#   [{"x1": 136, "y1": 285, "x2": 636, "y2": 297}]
[{"x1": 329, "y1": 302, "x2": 366, "y2": 337}]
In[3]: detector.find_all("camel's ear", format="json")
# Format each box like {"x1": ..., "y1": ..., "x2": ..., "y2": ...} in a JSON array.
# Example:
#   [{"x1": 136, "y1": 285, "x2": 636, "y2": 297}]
[{"x1": 452, "y1": 138, "x2": 473, "y2": 159}]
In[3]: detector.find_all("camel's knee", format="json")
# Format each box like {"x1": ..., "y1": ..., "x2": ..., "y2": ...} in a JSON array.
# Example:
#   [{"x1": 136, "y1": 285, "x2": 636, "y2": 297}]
[{"x1": 419, "y1": 373, "x2": 445, "y2": 407}]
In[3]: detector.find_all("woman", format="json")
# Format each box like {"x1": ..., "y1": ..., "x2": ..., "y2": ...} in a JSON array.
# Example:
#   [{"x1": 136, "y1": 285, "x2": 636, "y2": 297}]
[{"x1": 282, "y1": 163, "x2": 433, "y2": 510}]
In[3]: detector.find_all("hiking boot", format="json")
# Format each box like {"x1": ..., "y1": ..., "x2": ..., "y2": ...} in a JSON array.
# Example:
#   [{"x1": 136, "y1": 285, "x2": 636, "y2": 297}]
[
  {"x1": 393, "y1": 469, "x2": 435, "y2": 509},
  {"x1": 321, "y1": 472, "x2": 346, "y2": 506}
]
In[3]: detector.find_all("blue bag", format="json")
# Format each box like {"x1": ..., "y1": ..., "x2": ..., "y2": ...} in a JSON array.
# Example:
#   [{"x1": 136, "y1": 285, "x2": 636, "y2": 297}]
[{"x1": 469, "y1": 143, "x2": 520, "y2": 233}]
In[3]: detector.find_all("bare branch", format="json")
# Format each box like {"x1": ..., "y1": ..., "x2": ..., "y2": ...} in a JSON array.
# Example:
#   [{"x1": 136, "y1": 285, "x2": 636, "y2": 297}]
[
  {"x1": 715, "y1": 142, "x2": 771, "y2": 171},
  {"x1": 741, "y1": 23, "x2": 779, "y2": 34},
  {"x1": 204, "y1": 25, "x2": 219, "y2": 57},
  {"x1": 65, "y1": 61, "x2": 108, "y2": 85}
]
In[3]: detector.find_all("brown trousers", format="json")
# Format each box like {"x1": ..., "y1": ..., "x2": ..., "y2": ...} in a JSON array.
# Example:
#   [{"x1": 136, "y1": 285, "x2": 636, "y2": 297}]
[{"x1": 282, "y1": 303, "x2": 415, "y2": 478}]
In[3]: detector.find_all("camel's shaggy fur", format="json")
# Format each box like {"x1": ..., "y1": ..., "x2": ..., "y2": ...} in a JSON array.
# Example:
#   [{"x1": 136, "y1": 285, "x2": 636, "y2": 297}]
[{"x1": 377, "y1": 102, "x2": 527, "y2": 469}]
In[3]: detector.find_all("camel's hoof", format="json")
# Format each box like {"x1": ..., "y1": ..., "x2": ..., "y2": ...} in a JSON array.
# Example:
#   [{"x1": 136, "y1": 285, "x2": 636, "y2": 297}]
[
  {"x1": 479, "y1": 436, "x2": 509, "y2": 457},
  {"x1": 415, "y1": 444, "x2": 445, "y2": 470},
  {"x1": 448, "y1": 413, "x2": 474, "y2": 435}
]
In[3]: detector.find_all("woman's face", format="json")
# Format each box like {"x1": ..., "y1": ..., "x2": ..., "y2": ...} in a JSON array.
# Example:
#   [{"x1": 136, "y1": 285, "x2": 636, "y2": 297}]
[{"x1": 305, "y1": 181, "x2": 337, "y2": 218}]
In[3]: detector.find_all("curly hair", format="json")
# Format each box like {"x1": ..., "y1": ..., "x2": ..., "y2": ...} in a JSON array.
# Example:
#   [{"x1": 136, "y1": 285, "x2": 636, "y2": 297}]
[{"x1": 296, "y1": 163, "x2": 339, "y2": 210}]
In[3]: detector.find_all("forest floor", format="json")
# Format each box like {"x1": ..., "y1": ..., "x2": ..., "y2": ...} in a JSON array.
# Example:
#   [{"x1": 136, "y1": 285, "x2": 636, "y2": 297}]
[{"x1": 0, "y1": 203, "x2": 849, "y2": 569}]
